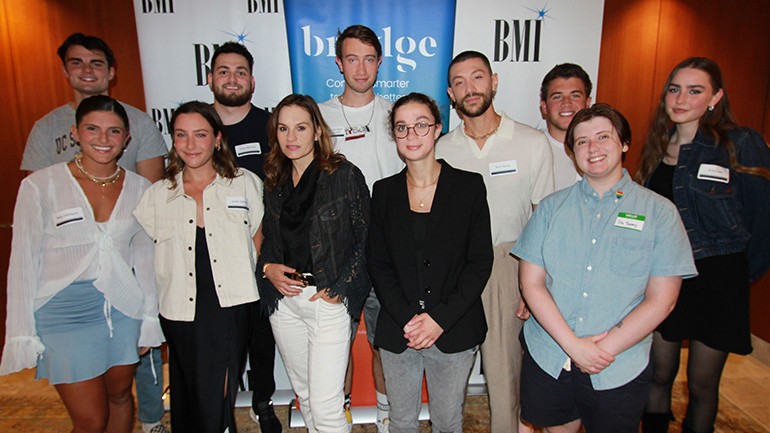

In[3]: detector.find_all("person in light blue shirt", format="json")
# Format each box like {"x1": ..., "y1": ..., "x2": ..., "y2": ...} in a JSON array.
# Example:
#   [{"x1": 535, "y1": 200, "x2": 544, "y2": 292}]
[{"x1": 511, "y1": 104, "x2": 696, "y2": 433}]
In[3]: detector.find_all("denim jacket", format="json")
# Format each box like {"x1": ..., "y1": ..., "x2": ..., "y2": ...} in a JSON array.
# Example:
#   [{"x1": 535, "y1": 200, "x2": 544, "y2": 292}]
[
  {"x1": 652, "y1": 127, "x2": 770, "y2": 281},
  {"x1": 258, "y1": 159, "x2": 371, "y2": 318}
]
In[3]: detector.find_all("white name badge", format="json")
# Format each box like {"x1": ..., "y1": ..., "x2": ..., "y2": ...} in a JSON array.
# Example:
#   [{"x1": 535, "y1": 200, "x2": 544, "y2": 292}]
[
  {"x1": 697, "y1": 164, "x2": 730, "y2": 183},
  {"x1": 614, "y1": 212, "x2": 646, "y2": 232},
  {"x1": 234, "y1": 142, "x2": 262, "y2": 158},
  {"x1": 489, "y1": 160, "x2": 518, "y2": 176},
  {"x1": 226, "y1": 196, "x2": 249, "y2": 211},
  {"x1": 330, "y1": 127, "x2": 345, "y2": 137},
  {"x1": 54, "y1": 207, "x2": 85, "y2": 228}
]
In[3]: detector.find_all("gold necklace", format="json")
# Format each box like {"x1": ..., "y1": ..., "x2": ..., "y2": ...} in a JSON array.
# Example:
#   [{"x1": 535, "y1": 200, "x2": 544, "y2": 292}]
[
  {"x1": 464, "y1": 115, "x2": 502, "y2": 140},
  {"x1": 406, "y1": 170, "x2": 440, "y2": 208},
  {"x1": 74, "y1": 154, "x2": 121, "y2": 187}
]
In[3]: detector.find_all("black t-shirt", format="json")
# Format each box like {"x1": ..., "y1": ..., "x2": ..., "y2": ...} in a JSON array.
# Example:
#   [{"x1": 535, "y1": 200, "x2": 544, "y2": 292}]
[
  {"x1": 648, "y1": 162, "x2": 675, "y2": 202},
  {"x1": 222, "y1": 104, "x2": 271, "y2": 179}
]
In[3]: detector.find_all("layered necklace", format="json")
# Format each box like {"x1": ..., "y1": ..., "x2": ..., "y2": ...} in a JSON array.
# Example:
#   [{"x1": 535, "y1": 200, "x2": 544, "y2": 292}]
[
  {"x1": 406, "y1": 165, "x2": 441, "y2": 209},
  {"x1": 463, "y1": 114, "x2": 502, "y2": 140},
  {"x1": 340, "y1": 95, "x2": 376, "y2": 139},
  {"x1": 74, "y1": 154, "x2": 121, "y2": 187}
]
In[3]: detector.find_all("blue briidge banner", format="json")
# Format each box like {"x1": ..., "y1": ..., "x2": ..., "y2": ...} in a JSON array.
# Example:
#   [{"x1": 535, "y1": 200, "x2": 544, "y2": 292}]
[{"x1": 284, "y1": 0, "x2": 456, "y2": 131}]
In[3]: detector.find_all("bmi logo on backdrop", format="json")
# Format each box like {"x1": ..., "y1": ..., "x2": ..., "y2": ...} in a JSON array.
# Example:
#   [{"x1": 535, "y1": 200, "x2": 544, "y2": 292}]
[
  {"x1": 141, "y1": 0, "x2": 278, "y2": 14},
  {"x1": 493, "y1": 19, "x2": 543, "y2": 63}
]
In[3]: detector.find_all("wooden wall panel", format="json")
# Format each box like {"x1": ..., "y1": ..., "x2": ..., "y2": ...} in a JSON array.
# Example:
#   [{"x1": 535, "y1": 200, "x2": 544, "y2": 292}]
[
  {"x1": 0, "y1": 0, "x2": 146, "y2": 351},
  {"x1": 598, "y1": 0, "x2": 770, "y2": 341},
  {"x1": 596, "y1": 0, "x2": 664, "y2": 174}
]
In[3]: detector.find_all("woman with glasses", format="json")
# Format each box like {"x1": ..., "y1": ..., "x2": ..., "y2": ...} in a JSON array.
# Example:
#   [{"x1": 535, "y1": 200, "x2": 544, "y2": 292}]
[
  {"x1": 257, "y1": 94, "x2": 370, "y2": 433},
  {"x1": 367, "y1": 92, "x2": 493, "y2": 433}
]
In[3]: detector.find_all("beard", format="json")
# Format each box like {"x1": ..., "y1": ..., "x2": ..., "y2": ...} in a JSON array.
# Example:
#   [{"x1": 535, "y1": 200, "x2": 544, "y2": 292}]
[
  {"x1": 456, "y1": 89, "x2": 496, "y2": 118},
  {"x1": 213, "y1": 85, "x2": 253, "y2": 107}
]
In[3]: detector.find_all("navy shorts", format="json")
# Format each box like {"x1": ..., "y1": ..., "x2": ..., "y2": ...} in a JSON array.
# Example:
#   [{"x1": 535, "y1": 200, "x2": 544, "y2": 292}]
[{"x1": 520, "y1": 340, "x2": 652, "y2": 433}]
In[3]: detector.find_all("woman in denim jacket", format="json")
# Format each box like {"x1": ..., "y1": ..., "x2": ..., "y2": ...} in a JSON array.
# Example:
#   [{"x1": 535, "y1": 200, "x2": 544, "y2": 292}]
[
  {"x1": 636, "y1": 57, "x2": 770, "y2": 433},
  {"x1": 258, "y1": 94, "x2": 370, "y2": 433}
]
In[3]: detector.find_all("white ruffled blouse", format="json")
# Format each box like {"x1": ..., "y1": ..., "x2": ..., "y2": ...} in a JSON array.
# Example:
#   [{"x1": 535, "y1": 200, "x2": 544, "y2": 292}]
[{"x1": 0, "y1": 163, "x2": 163, "y2": 375}]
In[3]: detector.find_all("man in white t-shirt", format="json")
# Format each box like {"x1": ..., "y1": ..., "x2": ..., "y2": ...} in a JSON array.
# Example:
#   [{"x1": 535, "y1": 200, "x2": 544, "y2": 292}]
[
  {"x1": 539, "y1": 63, "x2": 593, "y2": 191},
  {"x1": 19, "y1": 33, "x2": 168, "y2": 433},
  {"x1": 319, "y1": 25, "x2": 404, "y2": 433},
  {"x1": 436, "y1": 51, "x2": 554, "y2": 433}
]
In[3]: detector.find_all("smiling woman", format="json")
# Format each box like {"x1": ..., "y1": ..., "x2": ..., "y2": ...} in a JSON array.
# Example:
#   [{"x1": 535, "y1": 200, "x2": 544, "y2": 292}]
[
  {"x1": 0, "y1": 94, "x2": 163, "y2": 433},
  {"x1": 133, "y1": 101, "x2": 265, "y2": 433},
  {"x1": 636, "y1": 57, "x2": 770, "y2": 433}
]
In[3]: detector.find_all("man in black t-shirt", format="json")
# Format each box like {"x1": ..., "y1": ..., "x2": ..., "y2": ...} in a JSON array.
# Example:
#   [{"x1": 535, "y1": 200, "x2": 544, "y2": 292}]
[
  {"x1": 210, "y1": 42, "x2": 271, "y2": 178},
  {"x1": 208, "y1": 42, "x2": 279, "y2": 433}
]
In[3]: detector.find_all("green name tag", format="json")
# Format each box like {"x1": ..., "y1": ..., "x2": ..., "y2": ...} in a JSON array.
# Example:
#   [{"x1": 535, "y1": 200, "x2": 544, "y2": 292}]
[{"x1": 614, "y1": 212, "x2": 646, "y2": 231}]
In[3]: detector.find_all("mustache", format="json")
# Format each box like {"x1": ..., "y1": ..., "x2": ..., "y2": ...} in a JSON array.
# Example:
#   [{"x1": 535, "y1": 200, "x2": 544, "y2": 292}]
[{"x1": 461, "y1": 93, "x2": 486, "y2": 104}]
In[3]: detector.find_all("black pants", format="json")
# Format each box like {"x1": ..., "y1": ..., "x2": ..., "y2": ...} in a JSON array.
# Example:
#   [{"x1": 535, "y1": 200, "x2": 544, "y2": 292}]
[
  {"x1": 160, "y1": 227, "x2": 251, "y2": 433},
  {"x1": 161, "y1": 304, "x2": 250, "y2": 433},
  {"x1": 248, "y1": 300, "x2": 278, "y2": 406}
]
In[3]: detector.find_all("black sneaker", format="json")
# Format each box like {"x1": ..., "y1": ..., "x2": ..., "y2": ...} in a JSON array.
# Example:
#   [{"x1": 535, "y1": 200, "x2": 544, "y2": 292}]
[{"x1": 250, "y1": 400, "x2": 282, "y2": 433}]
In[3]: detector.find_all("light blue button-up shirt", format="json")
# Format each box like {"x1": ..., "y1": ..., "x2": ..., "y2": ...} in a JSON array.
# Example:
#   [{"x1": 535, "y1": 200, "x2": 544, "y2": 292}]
[{"x1": 512, "y1": 170, "x2": 696, "y2": 390}]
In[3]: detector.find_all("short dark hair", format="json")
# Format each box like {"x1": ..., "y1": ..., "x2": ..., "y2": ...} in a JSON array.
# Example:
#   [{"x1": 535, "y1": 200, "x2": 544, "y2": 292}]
[
  {"x1": 335, "y1": 25, "x2": 382, "y2": 59},
  {"x1": 565, "y1": 103, "x2": 631, "y2": 153},
  {"x1": 389, "y1": 92, "x2": 442, "y2": 139},
  {"x1": 211, "y1": 42, "x2": 254, "y2": 73},
  {"x1": 540, "y1": 63, "x2": 592, "y2": 102},
  {"x1": 447, "y1": 51, "x2": 492, "y2": 86},
  {"x1": 57, "y1": 33, "x2": 115, "y2": 68},
  {"x1": 75, "y1": 95, "x2": 129, "y2": 131}
]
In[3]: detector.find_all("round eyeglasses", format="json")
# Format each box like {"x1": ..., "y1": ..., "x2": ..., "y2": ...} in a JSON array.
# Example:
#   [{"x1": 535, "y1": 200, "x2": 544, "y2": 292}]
[{"x1": 393, "y1": 122, "x2": 436, "y2": 139}]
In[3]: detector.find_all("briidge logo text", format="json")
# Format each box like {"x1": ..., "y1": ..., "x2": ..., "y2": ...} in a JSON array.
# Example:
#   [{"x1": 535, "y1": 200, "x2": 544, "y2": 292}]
[{"x1": 301, "y1": 25, "x2": 437, "y2": 73}]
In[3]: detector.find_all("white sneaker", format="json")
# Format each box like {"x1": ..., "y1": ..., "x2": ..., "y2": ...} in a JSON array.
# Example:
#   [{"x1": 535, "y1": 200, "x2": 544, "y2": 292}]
[
  {"x1": 375, "y1": 417, "x2": 390, "y2": 433},
  {"x1": 142, "y1": 422, "x2": 170, "y2": 433}
]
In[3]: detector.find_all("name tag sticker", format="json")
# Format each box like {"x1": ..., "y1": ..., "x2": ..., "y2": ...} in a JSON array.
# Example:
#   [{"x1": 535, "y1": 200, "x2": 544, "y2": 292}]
[
  {"x1": 615, "y1": 212, "x2": 646, "y2": 231},
  {"x1": 489, "y1": 160, "x2": 518, "y2": 176},
  {"x1": 697, "y1": 164, "x2": 730, "y2": 183},
  {"x1": 226, "y1": 196, "x2": 248, "y2": 211},
  {"x1": 330, "y1": 127, "x2": 345, "y2": 138},
  {"x1": 234, "y1": 142, "x2": 262, "y2": 157},
  {"x1": 54, "y1": 207, "x2": 85, "y2": 228},
  {"x1": 344, "y1": 125, "x2": 370, "y2": 141}
]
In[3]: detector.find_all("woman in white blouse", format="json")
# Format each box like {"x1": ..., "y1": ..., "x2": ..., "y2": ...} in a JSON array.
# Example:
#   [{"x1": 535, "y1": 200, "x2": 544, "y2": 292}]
[
  {"x1": 1, "y1": 95, "x2": 163, "y2": 433},
  {"x1": 134, "y1": 101, "x2": 264, "y2": 433}
]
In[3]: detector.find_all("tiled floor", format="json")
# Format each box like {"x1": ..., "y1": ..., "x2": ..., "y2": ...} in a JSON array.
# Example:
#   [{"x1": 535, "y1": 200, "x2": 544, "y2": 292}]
[{"x1": 0, "y1": 349, "x2": 768, "y2": 432}]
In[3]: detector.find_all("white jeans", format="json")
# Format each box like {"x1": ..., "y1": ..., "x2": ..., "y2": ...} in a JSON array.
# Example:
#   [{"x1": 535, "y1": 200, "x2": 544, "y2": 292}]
[{"x1": 270, "y1": 286, "x2": 351, "y2": 433}]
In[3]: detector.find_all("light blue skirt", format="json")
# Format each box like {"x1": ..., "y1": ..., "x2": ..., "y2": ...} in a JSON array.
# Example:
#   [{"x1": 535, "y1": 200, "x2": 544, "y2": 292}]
[{"x1": 34, "y1": 280, "x2": 140, "y2": 384}]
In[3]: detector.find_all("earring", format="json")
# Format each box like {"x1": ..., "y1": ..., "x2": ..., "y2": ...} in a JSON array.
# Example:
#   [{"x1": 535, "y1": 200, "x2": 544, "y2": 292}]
[
  {"x1": 215, "y1": 142, "x2": 221, "y2": 151},
  {"x1": 708, "y1": 105, "x2": 715, "y2": 111}
]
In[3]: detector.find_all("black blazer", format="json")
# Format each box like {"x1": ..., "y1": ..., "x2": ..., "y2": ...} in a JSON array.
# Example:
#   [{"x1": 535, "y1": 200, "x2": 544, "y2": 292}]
[{"x1": 367, "y1": 159, "x2": 493, "y2": 354}]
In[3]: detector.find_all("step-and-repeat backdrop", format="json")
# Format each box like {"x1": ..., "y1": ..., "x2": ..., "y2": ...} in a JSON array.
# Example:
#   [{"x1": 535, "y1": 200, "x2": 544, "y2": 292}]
[{"x1": 133, "y1": 0, "x2": 605, "y2": 411}]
